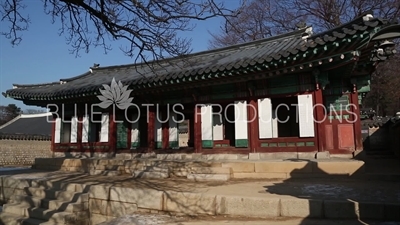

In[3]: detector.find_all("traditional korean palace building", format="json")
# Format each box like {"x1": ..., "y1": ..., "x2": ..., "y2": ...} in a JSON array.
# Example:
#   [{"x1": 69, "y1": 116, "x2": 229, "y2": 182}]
[{"x1": 3, "y1": 13, "x2": 399, "y2": 157}]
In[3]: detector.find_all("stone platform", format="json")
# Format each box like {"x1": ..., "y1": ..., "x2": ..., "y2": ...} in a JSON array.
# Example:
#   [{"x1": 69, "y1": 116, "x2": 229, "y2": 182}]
[
  {"x1": 31, "y1": 153, "x2": 366, "y2": 181},
  {"x1": 0, "y1": 169, "x2": 399, "y2": 224}
]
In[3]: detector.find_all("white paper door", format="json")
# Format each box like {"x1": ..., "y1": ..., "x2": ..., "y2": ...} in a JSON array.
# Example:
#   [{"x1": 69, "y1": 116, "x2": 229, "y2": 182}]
[
  {"x1": 258, "y1": 98, "x2": 273, "y2": 138},
  {"x1": 212, "y1": 114, "x2": 224, "y2": 141},
  {"x1": 82, "y1": 115, "x2": 89, "y2": 143},
  {"x1": 234, "y1": 101, "x2": 248, "y2": 147},
  {"x1": 201, "y1": 104, "x2": 213, "y2": 148},
  {"x1": 298, "y1": 94, "x2": 315, "y2": 137},
  {"x1": 131, "y1": 113, "x2": 140, "y2": 148},
  {"x1": 54, "y1": 118, "x2": 61, "y2": 143},
  {"x1": 100, "y1": 113, "x2": 109, "y2": 142},
  {"x1": 70, "y1": 116, "x2": 78, "y2": 143}
]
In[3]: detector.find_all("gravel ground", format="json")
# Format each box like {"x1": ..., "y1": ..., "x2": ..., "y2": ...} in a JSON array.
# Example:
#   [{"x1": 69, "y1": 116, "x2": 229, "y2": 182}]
[
  {"x1": 260, "y1": 178, "x2": 400, "y2": 203},
  {"x1": 97, "y1": 214, "x2": 175, "y2": 225}
]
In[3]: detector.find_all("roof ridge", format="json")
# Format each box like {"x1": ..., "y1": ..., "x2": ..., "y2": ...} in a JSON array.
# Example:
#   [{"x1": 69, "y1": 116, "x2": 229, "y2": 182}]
[
  {"x1": 0, "y1": 115, "x2": 21, "y2": 130},
  {"x1": 12, "y1": 81, "x2": 60, "y2": 88},
  {"x1": 91, "y1": 27, "x2": 308, "y2": 71},
  {"x1": 60, "y1": 71, "x2": 92, "y2": 82},
  {"x1": 308, "y1": 11, "x2": 381, "y2": 39},
  {"x1": 20, "y1": 112, "x2": 52, "y2": 118},
  {"x1": 12, "y1": 71, "x2": 93, "y2": 88}
]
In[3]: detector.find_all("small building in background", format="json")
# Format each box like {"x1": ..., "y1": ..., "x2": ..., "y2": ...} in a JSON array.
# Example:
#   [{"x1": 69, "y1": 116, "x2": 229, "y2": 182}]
[{"x1": 0, "y1": 112, "x2": 52, "y2": 166}]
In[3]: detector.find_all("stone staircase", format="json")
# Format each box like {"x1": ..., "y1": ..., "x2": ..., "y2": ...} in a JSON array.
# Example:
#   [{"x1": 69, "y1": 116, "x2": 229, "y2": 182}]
[{"x1": 0, "y1": 182, "x2": 89, "y2": 225}]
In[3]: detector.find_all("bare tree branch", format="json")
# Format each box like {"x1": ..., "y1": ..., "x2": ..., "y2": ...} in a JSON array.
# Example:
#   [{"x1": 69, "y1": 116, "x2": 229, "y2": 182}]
[
  {"x1": 208, "y1": 0, "x2": 400, "y2": 49},
  {"x1": 1, "y1": 0, "x2": 241, "y2": 62}
]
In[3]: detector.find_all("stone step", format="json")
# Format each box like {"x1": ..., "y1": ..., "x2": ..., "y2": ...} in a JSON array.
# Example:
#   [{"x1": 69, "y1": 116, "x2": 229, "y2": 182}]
[
  {"x1": 89, "y1": 169, "x2": 122, "y2": 176},
  {"x1": 9, "y1": 195, "x2": 42, "y2": 208},
  {"x1": 143, "y1": 166, "x2": 170, "y2": 173},
  {"x1": 0, "y1": 211, "x2": 26, "y2": 225},
  {"x1": 133, "y1": 171, "x2": 169, "y2": 179},
  {"x1": 41, "y1": 199, "x2": 88, "y2": 212},
  {"x1": 187, "y1": 173, "x2": 231, "y2": 181},
  {"x1": 24, "y1": 187, "x2": 88, "y2": 203},
  {"x1": 26, "y1": 207, "x2": 78, "y2": 224},
  {"x1": 0, "y1": 212, "x2": 47, "y2": 225},
  {"x1": 189, "y1": 167, "x2": 232, "y2": 174},
  {"x1": 94, "y1": 165, "x2": 125, "y2": 171},
  {"x1": 2, "y1": 203, "x2": 30, "y2": 217},
  {"x1": 9, "y1": 195, "x2": 87, "y2": 213},
  {"x1": 0, "y1": 212, "x2": 86, "y2": 225},
  {"x1": 31, "y1": 181, "x2": 78, "y2": 192},
  {"x1": 170, "y1": 168, "x2": 190, "y2": 177}
]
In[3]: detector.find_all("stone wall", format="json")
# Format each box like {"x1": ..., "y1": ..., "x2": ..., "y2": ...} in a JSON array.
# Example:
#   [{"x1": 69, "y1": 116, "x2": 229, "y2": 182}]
[
  {"x1": 2, "y1": 176, "x2": 398, "y2": 223},
  {"x1": 0, "y1": 140, "x2": 52, "y2": 166}
]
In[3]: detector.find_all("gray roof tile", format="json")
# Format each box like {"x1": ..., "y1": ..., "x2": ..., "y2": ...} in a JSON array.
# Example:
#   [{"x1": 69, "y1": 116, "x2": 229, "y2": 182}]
[
  {"x1": 3, "y1": 13, "x2": 394, "y2": 100},
  {"x1": 0, "y1": 113, "x2": 52, "y2": 136}
]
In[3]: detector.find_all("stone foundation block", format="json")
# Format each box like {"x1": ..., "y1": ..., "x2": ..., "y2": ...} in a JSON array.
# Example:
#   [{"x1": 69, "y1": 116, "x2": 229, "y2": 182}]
[
  {"x1": 257, "y1": 152, "x2": 298, "y2": 160},
  {"x1": 109, "y1": 187, "x2": 163, "y2": 210},
  {"x1": 185, "y1": 161, "x2": 222, "y2": 168},
  {"x1": 189, "y1": 167, "x2": 231, "y2": 174},
  {"x1": 297, "y1": 152, "x2": 317, "y2": 159},
  {"x1": 216, "y1": 196, "x2": 280, "y2": 218},
  {"x1": 233, "y1": 172, "x2": 287, "y2": 179},
  {"x1": 202, "y1": 154, "x2": 238, "y2": 160},
  {"x1": 2, "y1": 177, "x2": 29, "y2": 189},
  {"x1": 187, "y1": 174, "x2": 230, "y2": 181},
  {"x1": 323, "y1": 200, "x2": 358, "y2": 219},
  {"x1": 89, "y1": 199, "x2": 106, "y2": 215},
  {"x1": 221, "y1": 162, "x2": 255, "y2": 173},
  {"x1": 90, "y1": 213, "x2": 115, "y2": 225},
  {"x1": 133, "y1": 171, "x2": 169, "y2": 179},
  {"x1": 156, "y1": 154, "x2": 184, "y2": 160},
  {"x1": 254, "y1": 161, "x2": 312, "y2": 173},
  {"x1": 358, "y1": 202, "x2": 384, "y2": 220},
  {"x1": 248, "y1": 153, "x2": 260, "y2": 160},
  {"x1": 89, "y1": 185, "x2": 112, "y2": 200},
  {"x1": 105, "y1": 201, "x2": 138, "y2": 217},
  {"x1": 280, "y1": 198, "x2": 323, "y2": 218},
  {"x1": 164, "y1": 191, "x2": 216, "y2": 215},
  {"x1": 115, "y1": 153, "x2": 133, "y2": 160},
  {"x1": 97, "y1": 159, "x2": 124, "y2": 166},
  {"x1": 315, "y1": 152, "x2": 330, "y2": 159},
  {"x1": 314, "y1": 161, "x2": 364, "y2": 175},
  {"x1": 171, "y1": 168, "x2": 189, "y2": 177}
]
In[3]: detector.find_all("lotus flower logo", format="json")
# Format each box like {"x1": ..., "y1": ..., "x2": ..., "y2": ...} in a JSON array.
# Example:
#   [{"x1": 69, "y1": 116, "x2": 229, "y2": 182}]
[{"x1": 97, "y1": 78, "x2": 133, "y2": 110}]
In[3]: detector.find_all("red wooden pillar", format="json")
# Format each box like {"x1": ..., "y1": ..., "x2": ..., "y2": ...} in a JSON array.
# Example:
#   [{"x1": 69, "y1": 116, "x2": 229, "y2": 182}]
[
  {"x1": 162, "y1": 106, "x2": 169, "y2": 149},
  {"x1": 194, "y1": 104, "x2": 202, "y2": 153},
  {"x1": 248, "y1": 99, "x2": 259, "y2": 153},
  {"x1": 351, "y1": 90, "x2": 363, "y2": 151},
  {"x1": 108, "y1": 111, "x2": 117, "y2": 154},
  {"x1": 314, "y1": 88, "x2": 326, "y2": 152},
  {"x1": 147, "y1": 106, "x2": 155, "y2": 152}
]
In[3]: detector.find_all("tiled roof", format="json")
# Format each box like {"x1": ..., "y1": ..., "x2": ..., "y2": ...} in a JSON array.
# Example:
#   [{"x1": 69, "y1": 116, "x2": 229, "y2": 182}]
[
  {"x1": 0, "y1": 112, "x2": 52, "y2": 140},
  {"x1": 3, "y1": 12, "x2": 395, "y2": 101}
]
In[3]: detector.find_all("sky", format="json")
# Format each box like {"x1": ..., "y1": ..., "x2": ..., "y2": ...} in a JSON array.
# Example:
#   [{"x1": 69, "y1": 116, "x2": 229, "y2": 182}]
[{"x1": 0, "y1": 1, "x2": 241, "y2": 111}]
